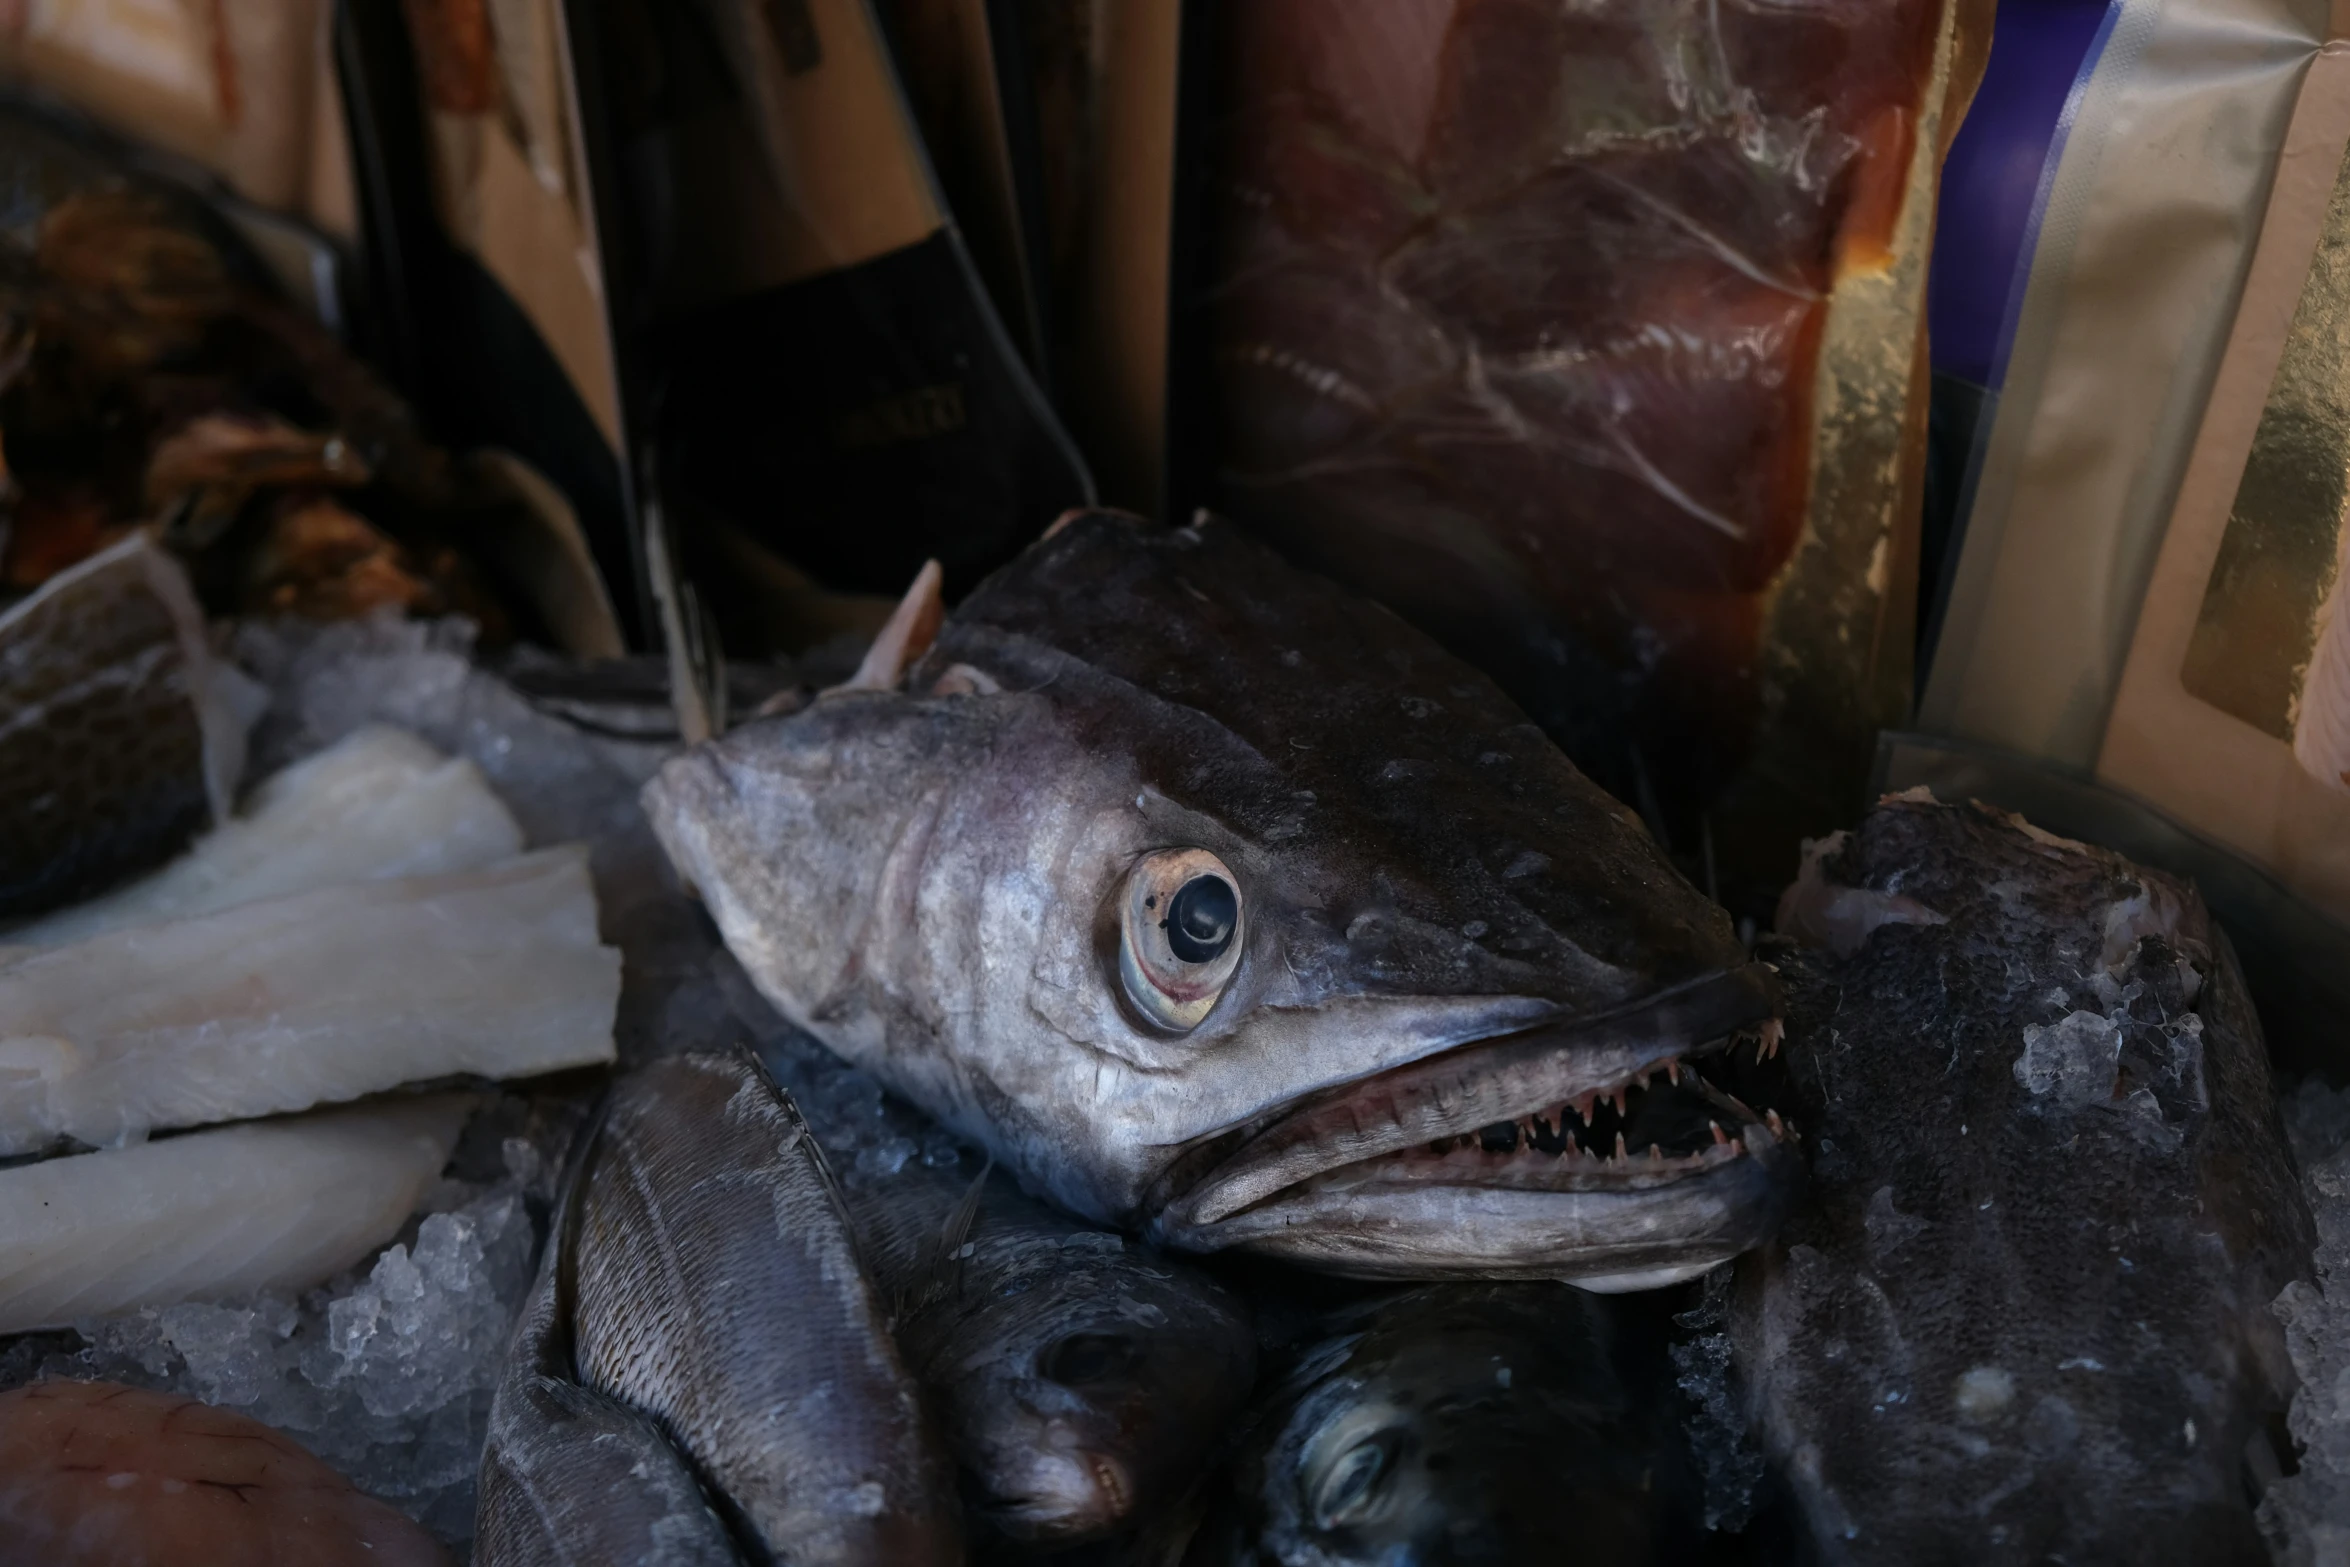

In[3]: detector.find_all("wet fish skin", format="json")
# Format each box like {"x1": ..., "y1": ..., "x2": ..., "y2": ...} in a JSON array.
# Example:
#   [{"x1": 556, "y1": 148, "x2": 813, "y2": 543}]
[
  {"x1": 843, "y1": 1156, "x2": 1256, "y2": 1545},
  {"x1": 476, "y1": 1142, "x2": 739, "y2": 1567},
  {"x1": 1737, "y1": 795, "x2": 2313, "y2": 1564},
  {"x1": 1196, "y1": 1283, "x2": 1690, "y2": 1566},
  {"x1": 0, "y1": 534, "x2": 253, "y2": 918},
  {"x1": 647, "y1": 512, "x2": 1786, "y2": 1286},
  {"x1": 571, "y1": 1050, "x2": 963, "y2": 1565}
]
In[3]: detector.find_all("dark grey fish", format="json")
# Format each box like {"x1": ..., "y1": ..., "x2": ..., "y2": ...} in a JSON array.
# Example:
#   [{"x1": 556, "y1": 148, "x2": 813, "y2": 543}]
[
  {"x1": 0, "y1": 534, "x2": 251, "y2": 917},
  {"x1": 1738, "y1": 793, "x2": 2314, "y2": 1564},
  {"x1": 475, "y1": 1161, "x2": 740, "y2": 1567},
  {"x1": 1194, "y1": 1283, "x2": 1692, "y2": 1566},
  {"x1": 571, "y1": 1050, "x2": 964, "y2": 1565},
  {"x1": 843, "y1": 1157, "x2": 1256, "y2": 1545},
  {"x1": 646, "y1": 512, "x2": 1795, "y2": 1289}
]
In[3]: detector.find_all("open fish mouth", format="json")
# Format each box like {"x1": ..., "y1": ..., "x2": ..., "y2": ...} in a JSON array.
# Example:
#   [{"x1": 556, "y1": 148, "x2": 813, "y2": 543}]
[{"x1": 1148, "y1": 965, "x2": 1800, "y2": 1288}]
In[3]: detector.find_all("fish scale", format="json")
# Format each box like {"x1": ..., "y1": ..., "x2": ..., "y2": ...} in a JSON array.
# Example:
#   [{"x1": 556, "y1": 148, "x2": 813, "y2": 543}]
[{"x1": 571, "y1": 1051, "x2": 962, "y2": 1566}]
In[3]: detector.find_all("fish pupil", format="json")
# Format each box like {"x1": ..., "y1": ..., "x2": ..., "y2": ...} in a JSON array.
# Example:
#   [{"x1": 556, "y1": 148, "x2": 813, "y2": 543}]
[{"x1": 1164, "y1": 876, "x2": 1238, "y2": 963}]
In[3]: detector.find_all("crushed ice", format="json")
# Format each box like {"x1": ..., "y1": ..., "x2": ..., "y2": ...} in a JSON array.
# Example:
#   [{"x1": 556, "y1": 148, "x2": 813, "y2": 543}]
[{"x1": 0, "y1": 1122, "x2": 556, "y2": 1556}]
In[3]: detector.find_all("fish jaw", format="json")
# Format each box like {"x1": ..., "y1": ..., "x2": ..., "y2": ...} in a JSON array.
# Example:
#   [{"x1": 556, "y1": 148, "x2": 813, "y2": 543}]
[{"x1": 1147, "y1": 963, "x2": 1800, "y2": 1283}]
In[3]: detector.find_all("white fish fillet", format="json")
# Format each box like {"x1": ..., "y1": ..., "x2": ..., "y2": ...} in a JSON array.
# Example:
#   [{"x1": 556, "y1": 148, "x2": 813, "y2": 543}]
[
  {"x1": 0, "y1": 846, "x2": 620, "y2": 1155},
  {"x1": 0, "y1": 1095, "x2": 471, "y2": 1334},
  {"x1": 9, "y1": 725, "x2": 525, "y2": 947}
]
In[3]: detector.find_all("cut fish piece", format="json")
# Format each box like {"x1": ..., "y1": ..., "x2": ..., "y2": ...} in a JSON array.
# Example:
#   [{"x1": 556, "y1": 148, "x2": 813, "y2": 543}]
[
  {"x1": 0, "y1": 533, "x2": 261, "y2": 919},
  {"x1": 0, "y1": 1095, "x2": 469, "y2": 1333},
  {"x1": 7, "y1": 725, "x2": 524, "y2": 947},
  {"x1": 0, "y1": 1381, "x2": 455, "y2": 1566},
  {"x1": 0, "y1": 847, "x2": 619, "y2": 1155}
]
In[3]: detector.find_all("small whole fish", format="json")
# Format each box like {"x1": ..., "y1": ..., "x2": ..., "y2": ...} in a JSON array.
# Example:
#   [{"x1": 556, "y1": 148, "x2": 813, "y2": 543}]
[
  {"x1": 476, "y1": 1132, "x2": 739, "y2": 1567},
  {"x1": 569, "y1": 1050, "x2": 964, "y2": 1564},
  {"x1": 647, "y1": 512, "x2": 1796, "y2": 1289},
  {"x1": 1192, "y1": 1283, "x2": 1693, "y2": 1566},
  {"x1": 842, "y1": 1156, "x2": 1257, "y2": 1545},
  {"x1": 0, "y1": 534, "x2": 255, "y2": 918},
  {"x1": 1738, "y1": 793, "x2": 2314, "y2": 1563},
  {"x1": 0, "y1": 1380, "x2": 452, "y2": 1567}
]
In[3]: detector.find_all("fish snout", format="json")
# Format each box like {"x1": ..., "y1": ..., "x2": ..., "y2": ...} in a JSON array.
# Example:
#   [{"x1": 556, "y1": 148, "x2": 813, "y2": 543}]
[{"x1": 982, "y1": 1440, "x2": 1136, "y2": 1542}]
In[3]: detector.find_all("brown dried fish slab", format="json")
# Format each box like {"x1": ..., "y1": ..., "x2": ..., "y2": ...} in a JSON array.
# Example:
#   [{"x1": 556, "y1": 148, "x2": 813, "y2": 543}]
[
  {"x1": 571, "y1": 1051, "x2": 963, "y2": 1565},
  {"x1": 0, "y1": 532, "x2": 250, "y2": 918},
  {"x1": 1738, "y1": 794, "x2": 2312, "y2": 1563}
]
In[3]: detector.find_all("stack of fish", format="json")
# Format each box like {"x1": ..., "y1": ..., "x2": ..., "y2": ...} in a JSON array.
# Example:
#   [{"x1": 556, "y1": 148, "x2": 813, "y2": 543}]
[{"x1": 0, "y1": 508, "x2": 2325, "y2": 1567}]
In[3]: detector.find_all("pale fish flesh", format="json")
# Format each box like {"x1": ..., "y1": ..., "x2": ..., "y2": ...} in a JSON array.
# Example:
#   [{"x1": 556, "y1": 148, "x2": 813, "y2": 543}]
[
  {"x1": 571, "y1": 1050, "x2": 963, "y2": 1564},
  {"x1": 0, "y1": 845, "x2": 619, "y2": 1154},
  {"x1": 0, "y1": 1095, "x2": 470, "y2": 1334},
  {"x1": 0, "y1": 1380, "x2": 454, "y2": 1567},
  {"x1": 8, "y1": 724, "x2": 523, "y2": 946},
  {"x1": 0, "y1": 533, "x2": 260, "y2": 918},
  {"x1": 646, "y1": 513, "x2": 1794, "y2": 1287},
  {"x1": 1736, "y1": 794, "x2": 2312, "y2": 1563}
]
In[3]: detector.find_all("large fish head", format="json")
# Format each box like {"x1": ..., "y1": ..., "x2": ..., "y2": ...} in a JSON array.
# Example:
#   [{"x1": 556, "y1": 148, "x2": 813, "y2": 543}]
[{"x1": 646, "y1": 514, "x2": 1797, "y2": 1287}]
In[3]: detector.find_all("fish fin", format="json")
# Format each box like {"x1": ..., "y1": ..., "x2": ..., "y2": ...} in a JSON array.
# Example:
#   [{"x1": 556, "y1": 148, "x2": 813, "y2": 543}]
[
  {"x1": 831, "y1": 559, "x2": 944, "y2": 694},
  {"x1": 904, "y1": 1158, "x2": 991, "y2": 1319}
]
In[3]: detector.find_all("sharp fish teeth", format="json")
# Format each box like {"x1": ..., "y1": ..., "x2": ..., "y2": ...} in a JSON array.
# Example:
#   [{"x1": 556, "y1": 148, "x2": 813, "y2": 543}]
[
  {"x1": 1648, "y1": 1143, "x2": 1664, "y2": 1165},
  {"x1": 1766, "y1": 1109, "x2": 1785, "y2": 1137},
  {"x1": 1613, "y1": 1132, "x2": 1628, "y2": 1162},
  {"x1": 1710, "y1": 1121, "x2": 1728, "y2": 1146},
  {"x1": 1666, "y1": 1059, "x2": 1682, "y2": 1086}
]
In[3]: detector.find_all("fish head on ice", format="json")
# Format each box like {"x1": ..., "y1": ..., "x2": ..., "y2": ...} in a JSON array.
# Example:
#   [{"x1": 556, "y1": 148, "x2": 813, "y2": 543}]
[{"x1": 646, "y1": 513, "x2": 1798, "y2": 1287}]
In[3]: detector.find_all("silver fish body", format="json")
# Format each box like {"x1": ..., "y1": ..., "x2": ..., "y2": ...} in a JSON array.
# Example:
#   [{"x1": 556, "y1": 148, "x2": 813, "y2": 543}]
[
  {"x1": 646, "y1": 513, "x2": 1794, "y2": 1288},
  {"x1": 475, "y1": 1171, "x2": 739, "y2": 1567},
  {"x1": 1739, "y1": 796, "x2": 2313, "y2": 1563},
  {"x1": 843, "y1": 1157, "x2": 1255, "y2": 1545},
  {"x1": 569, "y1": 1051, "x2": 963, "y2": 1565}
]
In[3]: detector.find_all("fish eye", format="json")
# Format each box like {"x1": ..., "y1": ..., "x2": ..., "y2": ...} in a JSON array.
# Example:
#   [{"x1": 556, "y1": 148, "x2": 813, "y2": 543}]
[
  {"x1": 1117, "y1": 849, "x2": 1245, "y2": 1033},
  {"x1": 1041, "y1": 1332, "x2": 1140, "y2": 1387},
  {"x1": 1311, "y1": 1431, "x2": 1399, "y2": 1529}
]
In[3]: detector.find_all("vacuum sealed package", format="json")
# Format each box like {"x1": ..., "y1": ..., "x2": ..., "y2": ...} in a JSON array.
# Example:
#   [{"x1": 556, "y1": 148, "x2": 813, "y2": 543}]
[
  {"x1": 0, "y1": 0, "x2": 356, "y2": 325},
  {"x1": 1198, "y1": 0, "x2": 1991, "y2": 909},
  {"x1": 875, "y1": 0, "x2": 1051, "y2": 382},
  {"x1": 329, "y1": 0, "x2": 634, "y2": 656},
  {"x1": 1900, "y1": 0, "x2": 2350, "y2": 1058},
  {"x1": 562, "y1": 0, "x2": 1091, "y2": 665},
  {"x1": 0, "y1": 0, "x2": 344, "y2": 223}
]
